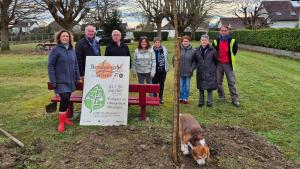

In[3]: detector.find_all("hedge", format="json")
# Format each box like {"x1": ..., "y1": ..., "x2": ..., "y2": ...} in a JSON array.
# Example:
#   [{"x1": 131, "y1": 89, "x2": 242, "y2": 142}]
[
  {"x1": 73, "y1": 33, "x2": 84, "y2": 42},
  {"x1": 208, "y1": 28, "x2": 300, "y2": 52},
  {"x1": 181, "y1": 32, "x2": 207, "y2": 40},
  {"x1": 133, "y1": 31, "x2": 169, "y2": 41}
]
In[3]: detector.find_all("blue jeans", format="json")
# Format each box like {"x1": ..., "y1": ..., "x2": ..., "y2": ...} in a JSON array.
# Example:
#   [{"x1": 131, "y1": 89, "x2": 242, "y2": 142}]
[{"x1": 180, "y1": 77, "x2": 191, "y2": 100}]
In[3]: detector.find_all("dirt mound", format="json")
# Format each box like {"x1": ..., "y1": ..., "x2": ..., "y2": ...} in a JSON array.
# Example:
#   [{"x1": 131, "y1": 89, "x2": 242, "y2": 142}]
[
  {"x1": 46, "y1": 125, "x2": 298, "y2": 169},
  {"x1": 0, "y1": 144, "x2": 27, "y2": 169}
]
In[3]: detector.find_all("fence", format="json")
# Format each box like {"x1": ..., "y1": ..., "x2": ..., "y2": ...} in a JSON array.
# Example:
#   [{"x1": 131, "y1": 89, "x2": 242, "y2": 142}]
[{"x1": 8, "y1": 33, "x2": 54, "y2": 44}]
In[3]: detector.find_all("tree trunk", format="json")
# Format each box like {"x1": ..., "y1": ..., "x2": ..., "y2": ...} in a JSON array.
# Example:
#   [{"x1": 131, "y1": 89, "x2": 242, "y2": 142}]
[
  {"x1": 145, "y1": 17, "x2": 151, "y2": 31},
  {"x1": 58, "y1": 21, "x2": 73, "y2": 31},
  {"x1": 177, "y1": 26, "x2": 185, "y2": 37},
  {"x1": 1, "y1": 1, "x2": 11, "y2": 51},
  {"x1": 172, "y1": 0, "x2": 180, "y2": 166},
  {"x1": 1, "y1": 25, "x2": 10, "y2": 51},
  {"x1": 156, "y1": 20, "x2": 162, "y2": 38},
  {"x1": 0, "y1": 13, "x2": 10, "y2": 51},
  {"x1": 191, "y1": 29, "x2": 196, "y2": 41}
]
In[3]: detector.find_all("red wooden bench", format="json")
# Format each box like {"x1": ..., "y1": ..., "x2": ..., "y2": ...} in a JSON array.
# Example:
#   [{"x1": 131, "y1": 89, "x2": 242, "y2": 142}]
[
  {"x1": 47, "y1": 82, "x2": 160, "y2": 120},
  {"x1": 128, "y1": 84, "x2": 160, "y2": 120},
  {"x1": 47, "y1": 82, "x2": 83, "y2": 117}
]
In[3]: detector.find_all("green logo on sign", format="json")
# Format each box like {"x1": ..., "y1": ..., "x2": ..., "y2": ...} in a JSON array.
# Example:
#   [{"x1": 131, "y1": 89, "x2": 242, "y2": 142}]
[{"x1": 84, "y1": 84, "x2": 106, "y2": 112}]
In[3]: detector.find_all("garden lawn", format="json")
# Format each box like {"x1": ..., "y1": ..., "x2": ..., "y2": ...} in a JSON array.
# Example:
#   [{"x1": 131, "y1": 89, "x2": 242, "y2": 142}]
[{"x1": 0, "y1": 41, "x2": 299, "y2": 167}]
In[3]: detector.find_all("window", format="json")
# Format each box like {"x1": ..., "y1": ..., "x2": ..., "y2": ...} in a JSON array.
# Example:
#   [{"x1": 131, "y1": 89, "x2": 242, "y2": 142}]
[
  {"x1": 275, "y1": 12, "x2": 282, "y2": 16},
  {"x1": 290, "y1": 11, "x2": 297, "y2": 16}
]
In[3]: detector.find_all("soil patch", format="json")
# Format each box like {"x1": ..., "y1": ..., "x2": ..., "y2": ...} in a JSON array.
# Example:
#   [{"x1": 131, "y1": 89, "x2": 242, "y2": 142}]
[
  {"x1": 43, "y1": 125, "x2": 298, "y2": 169},
  {"x1": 0, "y1": 144, "x2": 27, "y2": 169}
]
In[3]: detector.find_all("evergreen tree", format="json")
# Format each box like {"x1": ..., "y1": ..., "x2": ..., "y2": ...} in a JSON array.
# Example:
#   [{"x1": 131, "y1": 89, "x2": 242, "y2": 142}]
[{"x1": 103, "y1": 10, "x2": 126, "y2": 39}]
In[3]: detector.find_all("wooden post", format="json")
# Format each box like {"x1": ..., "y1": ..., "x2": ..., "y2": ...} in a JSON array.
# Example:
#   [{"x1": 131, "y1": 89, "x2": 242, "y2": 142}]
[{"x1": 172, "y1": 0, "x2": 181, "y2": 166}]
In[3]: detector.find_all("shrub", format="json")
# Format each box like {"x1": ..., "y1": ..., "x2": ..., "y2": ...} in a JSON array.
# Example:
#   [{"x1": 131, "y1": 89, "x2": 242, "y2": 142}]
[
  {"x1": 208, "y1": 28, "x2": 300, "y2": 52},
  {"x1": 133, "y1": 31, "x2": 169, "y2": 41},
  {"x1": 181, "y1": 32, "x2": 207, "y2": 40},
  {"x1": 73, "y1": 33, "x2": 84, "y2": 42}
]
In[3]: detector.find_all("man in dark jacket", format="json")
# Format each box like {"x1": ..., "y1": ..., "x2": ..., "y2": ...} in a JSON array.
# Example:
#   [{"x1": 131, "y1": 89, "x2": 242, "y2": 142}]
[
  {"x1": 212, "y1": 25, "x2": 240, "y2": 107},
  {"x1": 104, "y1": 30, "x2": 131, "y2": 66},
  {"x1": 76, "y1": 25, "x2": 101, "y2": 77}
]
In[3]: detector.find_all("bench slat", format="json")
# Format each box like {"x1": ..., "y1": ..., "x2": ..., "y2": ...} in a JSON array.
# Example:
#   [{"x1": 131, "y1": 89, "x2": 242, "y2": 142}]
[
  {"x1": 128, "y1": 96, "x2": 160, "y2": 106},
  {"x1": 51, "y1": 95, "x2": 82, "y2": 103},
  {"x1": 129, "y1": 84, "x2": 160, "y2": 93}
]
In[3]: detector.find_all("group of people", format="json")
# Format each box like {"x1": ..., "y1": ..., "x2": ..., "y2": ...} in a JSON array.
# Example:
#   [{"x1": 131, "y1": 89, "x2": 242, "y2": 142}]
[
  {"x1": 132, "y1": 25, "x2": 240, "y2": 108},
  {"x1": 47, "y1": 24, "x2": 240, "y2": 132},
  {"x1": 48, "y1": 25, "x2": 130, "y2": 132},
  {"x1": 179, "y1": 25, "x2": 240, "y2": 108}
]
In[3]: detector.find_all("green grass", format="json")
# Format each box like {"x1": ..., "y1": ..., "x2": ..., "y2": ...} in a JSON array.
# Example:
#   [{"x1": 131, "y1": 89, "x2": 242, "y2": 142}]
[{"x1": 0, "y1": 41, "x2": 299, "y2": 167}]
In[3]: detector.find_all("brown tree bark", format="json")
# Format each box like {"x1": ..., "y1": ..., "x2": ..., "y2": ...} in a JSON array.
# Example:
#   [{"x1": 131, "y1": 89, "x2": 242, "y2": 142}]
[
  {"x1": 0, "y1": 1, "x2": 11, "y2": 51},
  {"x1": 172, "y1": 0, "x2": 180, "y2": 166},
  {"x1": 40, "y1": 0, "x2": 90, "y2": 31},
  {"x1": 1, "y1": 24, "x2": 10, "y2": 51},
  {"x1": 156, "y1": 19, "x2": 162, "y2": 38}
]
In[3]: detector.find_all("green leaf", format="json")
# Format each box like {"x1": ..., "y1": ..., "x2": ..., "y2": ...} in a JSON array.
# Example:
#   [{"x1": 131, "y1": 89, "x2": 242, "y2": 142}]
[{"x1": 84, "y1": 84, "x2": 106, "y2": 112}]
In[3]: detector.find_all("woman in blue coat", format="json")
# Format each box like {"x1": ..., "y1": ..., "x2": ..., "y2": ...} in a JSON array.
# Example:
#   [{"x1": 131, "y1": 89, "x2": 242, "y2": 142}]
[{"x1": 48, "y1": 30, "x2": 80, "y2": 132}]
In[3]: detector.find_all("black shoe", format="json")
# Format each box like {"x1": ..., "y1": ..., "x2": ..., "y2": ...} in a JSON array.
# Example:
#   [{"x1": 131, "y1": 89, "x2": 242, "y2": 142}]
[
  {"x1": 207, "y1": 103, "x2": 213, "y2": 107},
  {"x1": 198, "y1": 103, "x2": 204, "y2": 107},
  {"x1": 160, "y1": 100, "x2": 164, "y2": 104},
  {"x1": 232, "y1": 101, "x2": 240, "y2": 107}
]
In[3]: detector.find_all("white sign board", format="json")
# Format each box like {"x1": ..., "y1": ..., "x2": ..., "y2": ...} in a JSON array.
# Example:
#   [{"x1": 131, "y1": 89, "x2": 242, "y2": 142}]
[{"x1": 80, "y1": 56, "x2": 130, "y2": 126}]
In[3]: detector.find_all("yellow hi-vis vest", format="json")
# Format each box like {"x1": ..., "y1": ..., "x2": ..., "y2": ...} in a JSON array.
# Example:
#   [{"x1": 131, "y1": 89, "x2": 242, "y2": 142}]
[{"x1": 213, "y1": 39, "x2": 236, "y2": 70}]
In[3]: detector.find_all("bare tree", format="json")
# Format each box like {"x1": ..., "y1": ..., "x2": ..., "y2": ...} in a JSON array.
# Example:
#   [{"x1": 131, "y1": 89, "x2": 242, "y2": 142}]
[
  {"x1": 165, "y1": 0, "x2": 221, "y2": 36},
  {"x1": 233, "y1": 0, "x2": 272, "y2": 29},
  {"x1": 83, "y1": 0, "x2": 124, "y2": 29},
  {"x1": 36, "y1": 0, "x2": 92, "y2": 31},
  {"x1": 137, "y1": 0, "x2": 168, "y2": 37},
  {"x1": 0, "y1": 0, "x2": 42, "y2": 51}
]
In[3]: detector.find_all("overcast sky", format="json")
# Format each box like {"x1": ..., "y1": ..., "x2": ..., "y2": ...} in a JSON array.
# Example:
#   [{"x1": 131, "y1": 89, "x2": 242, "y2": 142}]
[
  {"x1": 40, "y1": 0, "x2": 299, "y2": 28},
  {"x1": 121, "y1": 1, "x2": 238, "y2": 28}
]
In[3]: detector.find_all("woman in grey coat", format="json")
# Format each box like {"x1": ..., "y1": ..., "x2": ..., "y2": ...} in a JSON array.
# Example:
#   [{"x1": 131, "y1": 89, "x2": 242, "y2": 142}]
[
  {"x1": 179, "y1": 35, "x2": 195, "y2": 104},
  {"x1": 48, "y1": 30, "x2": 80, "y2": 132},
  {"x1": 193, "y1": 34, "x2": 218, "y2": 107}
]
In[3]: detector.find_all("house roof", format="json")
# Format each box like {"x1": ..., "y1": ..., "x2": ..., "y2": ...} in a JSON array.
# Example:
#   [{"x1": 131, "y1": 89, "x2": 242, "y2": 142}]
[
  {"x1": 161, "y1": 23, "x2": 175, "y2": 30},
  {"x1": 218, "y1": 17, "x2": 246, "y2": 29},
  {"x1": 261, "y1": 1, "x2": 298, "y2": 21}
]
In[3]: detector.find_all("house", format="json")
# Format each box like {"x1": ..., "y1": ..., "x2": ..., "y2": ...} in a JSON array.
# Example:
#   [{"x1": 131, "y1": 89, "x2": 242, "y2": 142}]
[
  {"x1": 260, "y1": 1, "x2": 299, "y2": 28},
  {"x1": 12, "y1": 20, "x2": 39, "y2": 34},
  {"x1": 217, "y1": 17, "x2": 268, "y2": 30},
  {"x1": 160, "y1": 23, "x2": 175, "y2": 38},
  {"x1": 156, "y1": 22, "x2": 208, "y2": 38},
  {"x1": 47, "y1": 21, "x2": 63, "y2": 33},
  {"x1": 217, "y1": 17, "x2": 247, "y2": 30},
  {"x1": 291, "y1": 0, "x2": 300, "y2": 27}
]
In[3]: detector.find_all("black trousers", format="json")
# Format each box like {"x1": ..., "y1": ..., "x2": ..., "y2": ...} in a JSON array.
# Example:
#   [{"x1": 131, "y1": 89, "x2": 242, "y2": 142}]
[
  {"x1": 58, "y1": 92, "x2": 71, "y2": 112},
  {"x1": 199, "y1": 90, "x2": 213, "y2": 105},
  {"x1": 152, "y1": 72, "x2": 167, "y2": 99}
]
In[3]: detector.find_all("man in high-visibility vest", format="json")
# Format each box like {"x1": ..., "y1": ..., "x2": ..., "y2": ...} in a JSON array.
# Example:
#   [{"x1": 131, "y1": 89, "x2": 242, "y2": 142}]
[{"x1": 212, "y1": 25, "x2": 240, "y2": 107}]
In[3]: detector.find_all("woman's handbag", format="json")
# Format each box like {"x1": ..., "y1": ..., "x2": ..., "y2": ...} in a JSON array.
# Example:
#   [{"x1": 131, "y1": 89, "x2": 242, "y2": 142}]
[{"x1": 45, "y1": 102, "x2": 57, "y2": 113}]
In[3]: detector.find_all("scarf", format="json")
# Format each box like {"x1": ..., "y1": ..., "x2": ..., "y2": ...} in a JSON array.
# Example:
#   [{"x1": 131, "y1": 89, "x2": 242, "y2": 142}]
[
  {"x1": 200, "y1": 45, "x2": 209, "y2": 59},
  {"x1": 85, "y1": 36, "x2": 99, "y2": 55},
  {"x1": 218, "y1": 34, "x2": 230, "y2": 41},
  {"x1": 153, "y1": 46, "x2": 165, "y2": 73},
  {"x1": 62, "y1": 43, "x2": 70, "y2": 50}
]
